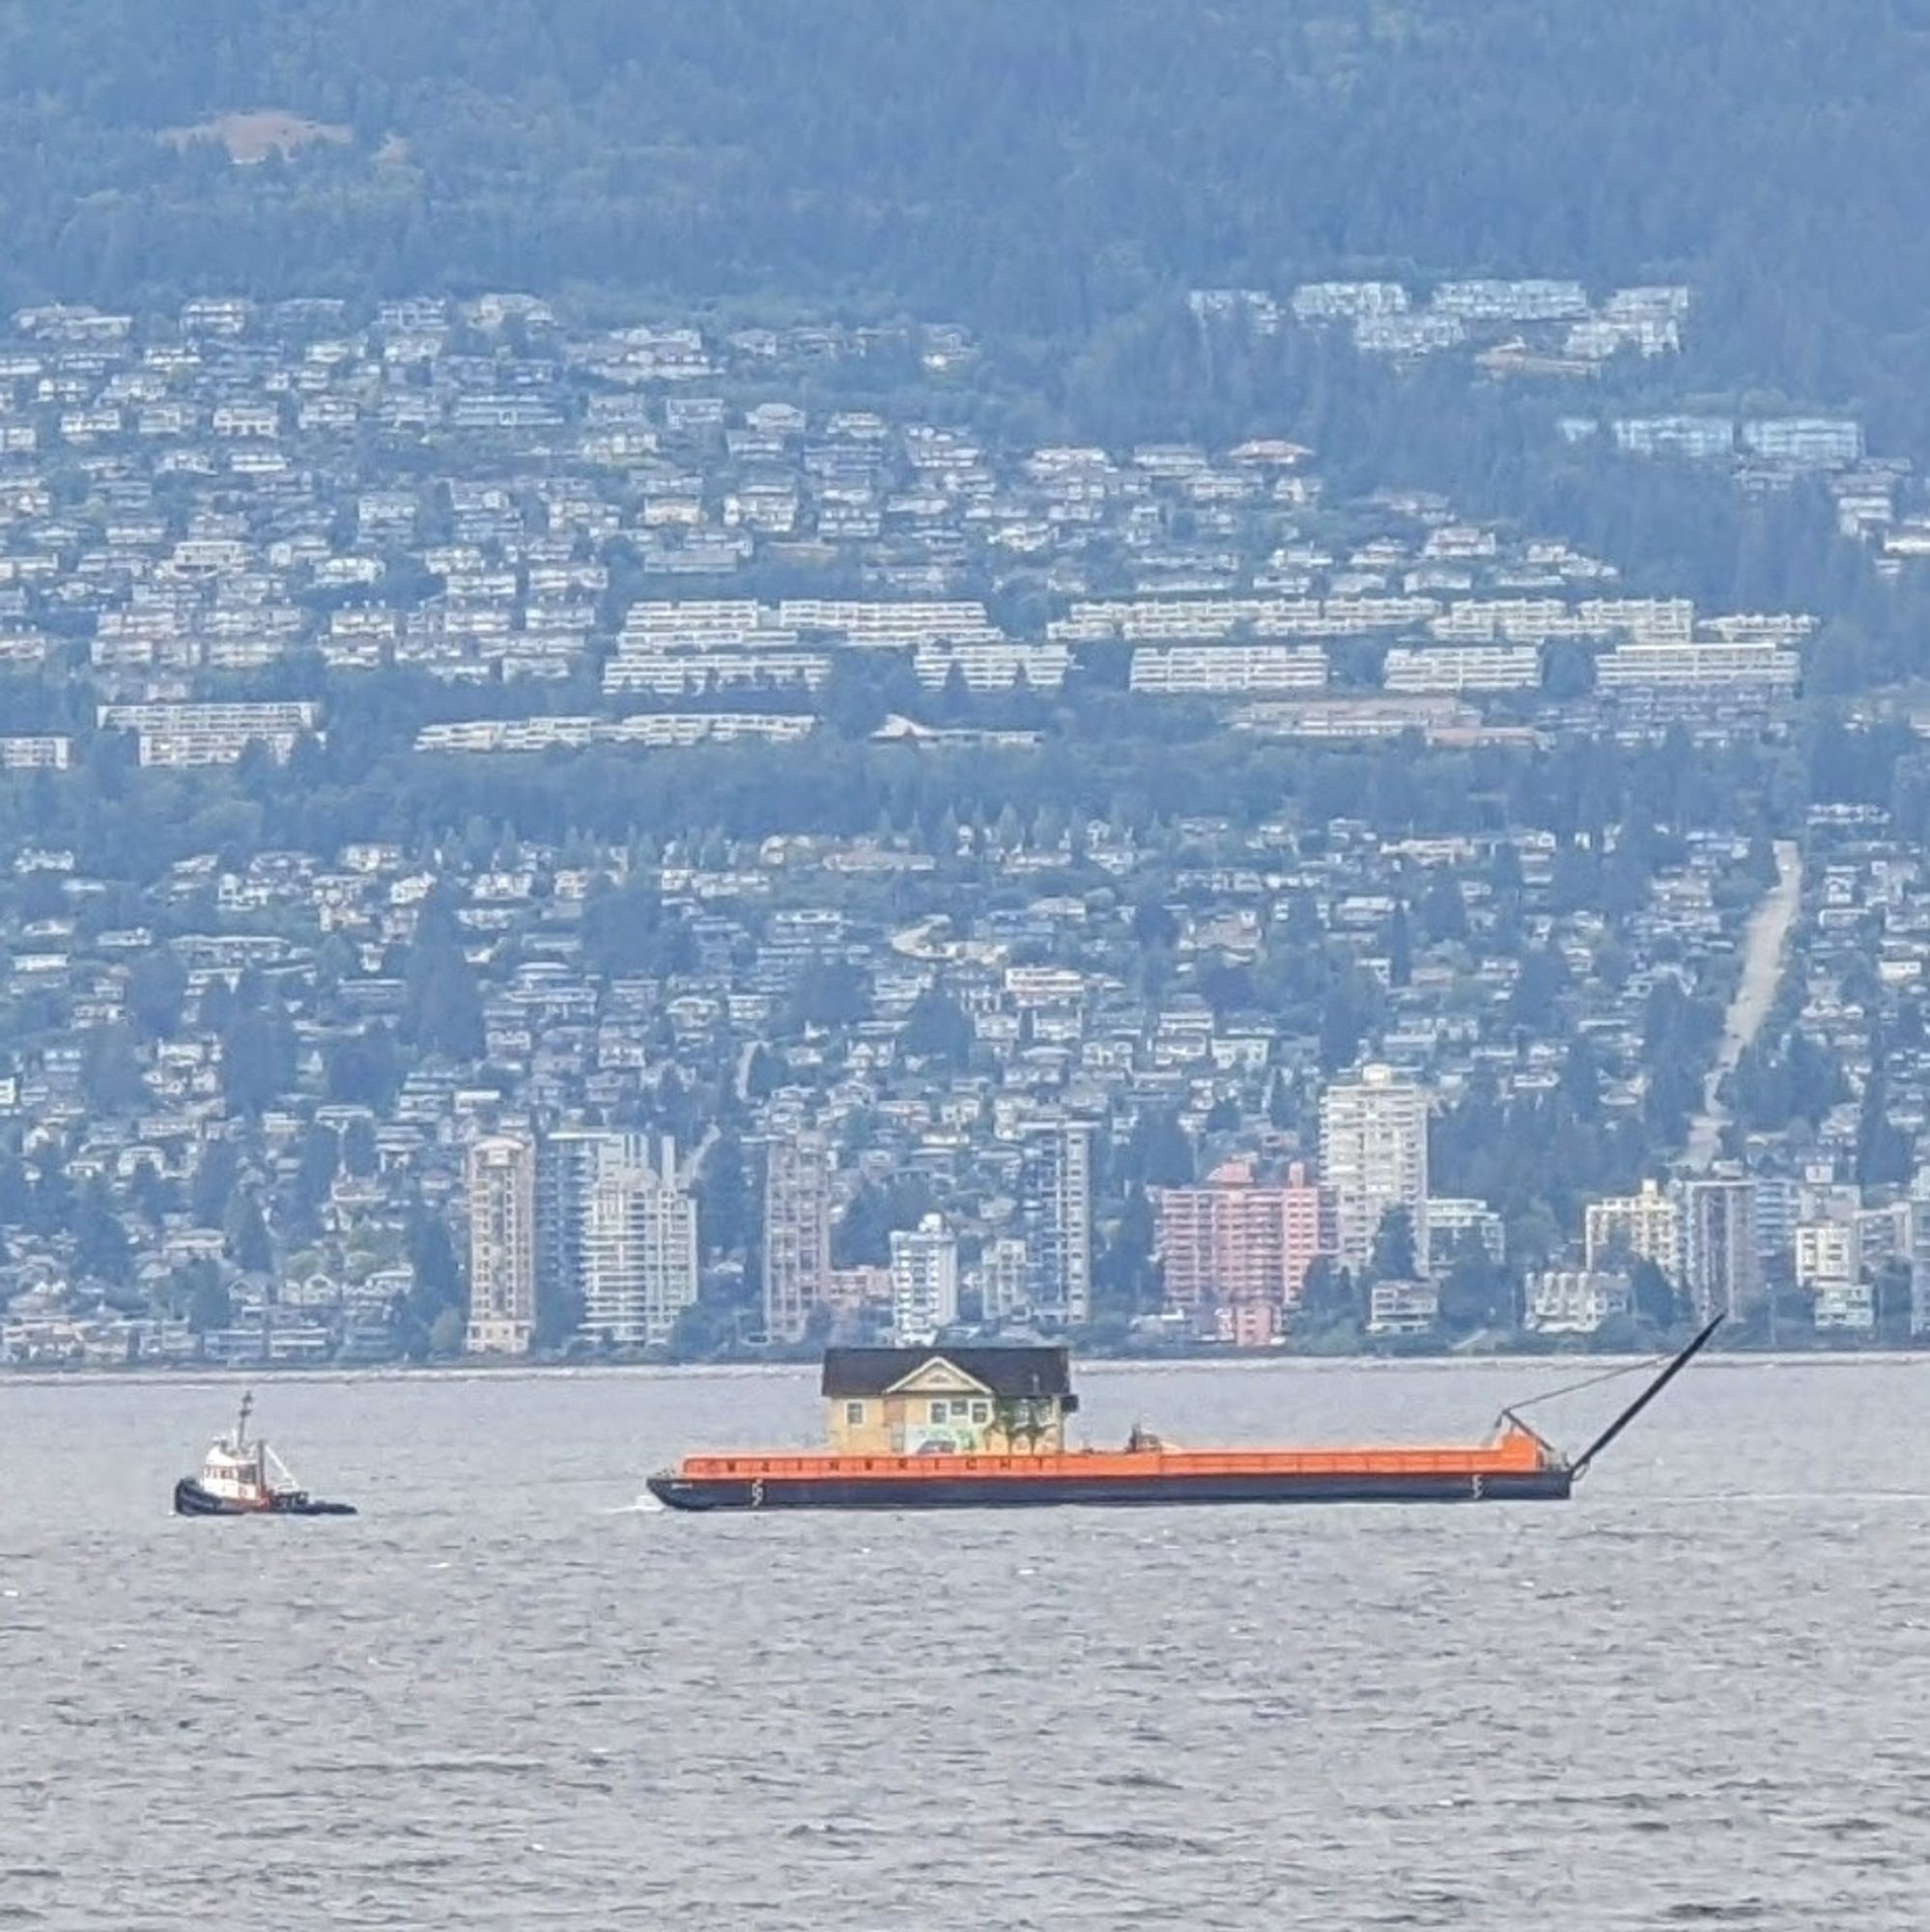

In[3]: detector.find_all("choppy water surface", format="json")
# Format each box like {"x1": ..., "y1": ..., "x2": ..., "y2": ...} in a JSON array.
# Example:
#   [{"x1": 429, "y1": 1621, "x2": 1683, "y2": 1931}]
[{"x1": 4, "y1": 1357, "x2": 1929, "y2": 1929}]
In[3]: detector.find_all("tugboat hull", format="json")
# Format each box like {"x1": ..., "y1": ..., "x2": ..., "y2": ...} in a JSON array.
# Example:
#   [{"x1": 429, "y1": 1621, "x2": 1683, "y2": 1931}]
[
  {"x1": 173, "y1": 1477, "x2": 356, "y2": 1517},
  {"x1": 646, "y1": 1463, "x2": 1573, "y2": 1512}
]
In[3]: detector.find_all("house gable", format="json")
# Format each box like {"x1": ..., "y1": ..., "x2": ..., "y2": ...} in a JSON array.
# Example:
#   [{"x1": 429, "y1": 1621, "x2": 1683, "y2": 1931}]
[{"x1": 885, "y1": 1355, "x2": 993, "y2": 1399}]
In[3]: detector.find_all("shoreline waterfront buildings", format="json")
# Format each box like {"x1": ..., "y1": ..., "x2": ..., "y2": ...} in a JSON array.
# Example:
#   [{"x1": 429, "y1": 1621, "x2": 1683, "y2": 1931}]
[{"x1": 0, "y1": 293, "x2": 1923, "y2": 1366}]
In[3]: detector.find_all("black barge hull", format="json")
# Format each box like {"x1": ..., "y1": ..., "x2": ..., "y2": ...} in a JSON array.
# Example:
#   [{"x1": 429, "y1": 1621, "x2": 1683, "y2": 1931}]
[
  {"x1": 173, "y1": 1478, "x2": 357, "y2": 1517},
  {"x1": 646, "y1": 1467, "x2": 1574, "y2": 1512}
]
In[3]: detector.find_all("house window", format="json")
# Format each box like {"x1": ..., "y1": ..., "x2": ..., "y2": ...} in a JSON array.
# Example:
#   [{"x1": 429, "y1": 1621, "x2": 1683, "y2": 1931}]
[
  {"x1": 970, "y1": 1402, "x2": 990, "y2": 1423},
  {"x1": 929, "y1": 1401, "x2": 949, "y2": 1422},
  {"x1": 844, "y1": 1401, "x2": 866, "y2": 1427}
]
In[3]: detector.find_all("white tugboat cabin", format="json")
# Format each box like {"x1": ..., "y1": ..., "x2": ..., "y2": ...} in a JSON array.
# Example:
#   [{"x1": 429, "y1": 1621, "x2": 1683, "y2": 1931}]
[
  {"x1": 173, "y1": 1392, "x2": 356, "y2": 1518},
  {"x1": 199, "y1": 1393, "x2": 295, "y2": 1508}
]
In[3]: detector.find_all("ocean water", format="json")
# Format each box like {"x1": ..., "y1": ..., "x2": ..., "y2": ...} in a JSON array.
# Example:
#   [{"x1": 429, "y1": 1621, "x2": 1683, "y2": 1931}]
[{"x1": 3, "y1": 1356, "x2": 1928, "y2": 1930}]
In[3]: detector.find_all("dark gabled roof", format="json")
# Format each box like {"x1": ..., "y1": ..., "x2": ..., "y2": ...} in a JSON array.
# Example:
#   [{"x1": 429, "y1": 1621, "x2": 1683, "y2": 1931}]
[{"x1": 821, "y1": 1345, "x2": 1073, "y2": 1401}]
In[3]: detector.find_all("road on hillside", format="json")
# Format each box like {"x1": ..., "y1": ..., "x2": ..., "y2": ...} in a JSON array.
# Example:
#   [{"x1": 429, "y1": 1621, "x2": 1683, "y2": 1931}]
[{"x1": 1683, "y1": 838, "x2": 1803, "y2": 1171}]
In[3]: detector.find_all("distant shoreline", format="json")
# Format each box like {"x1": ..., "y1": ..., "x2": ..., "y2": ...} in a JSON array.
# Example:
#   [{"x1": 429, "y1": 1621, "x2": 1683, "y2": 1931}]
[{"x1": 1, "y1": 1350, "x2": 1924, "y2": 1390}]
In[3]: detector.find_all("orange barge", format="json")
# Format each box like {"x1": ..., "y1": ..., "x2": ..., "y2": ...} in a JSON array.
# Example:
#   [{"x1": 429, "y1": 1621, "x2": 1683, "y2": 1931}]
[{"x1": 646, "y1": 1317, "x2": 1721, "y2": 1513}]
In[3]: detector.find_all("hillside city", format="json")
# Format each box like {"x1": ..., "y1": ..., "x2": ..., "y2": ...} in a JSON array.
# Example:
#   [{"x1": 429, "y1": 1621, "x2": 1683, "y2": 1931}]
[{"x1": 0, "y1": 287, "x2": 1924, "y2": 1366}]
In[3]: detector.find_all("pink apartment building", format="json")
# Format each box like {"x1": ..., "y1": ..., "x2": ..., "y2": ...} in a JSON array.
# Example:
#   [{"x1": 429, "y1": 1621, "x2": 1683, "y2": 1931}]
[{"x1": 1154, "y1": 1158, "x2": 1328, "y2": 1335}]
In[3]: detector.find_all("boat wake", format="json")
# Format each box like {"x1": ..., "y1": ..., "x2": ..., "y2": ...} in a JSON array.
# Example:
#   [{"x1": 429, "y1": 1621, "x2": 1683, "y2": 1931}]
[
  {"x1": 1660, "y1": 1490, "x2": 1930, "y2": 1506},
  {"x1": 601, "y1": 1493, "x2": 666, "y2": 1515}
]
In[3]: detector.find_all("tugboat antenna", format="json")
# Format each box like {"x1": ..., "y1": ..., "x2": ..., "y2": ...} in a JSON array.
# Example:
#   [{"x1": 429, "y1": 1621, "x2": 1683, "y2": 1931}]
[
  {"x1": 237, "y1": 1388, "x2": 253, "y2": 1448},
  {"x1": 1570, "y1": 1315, "x2": 1724, "y2": 1481}
]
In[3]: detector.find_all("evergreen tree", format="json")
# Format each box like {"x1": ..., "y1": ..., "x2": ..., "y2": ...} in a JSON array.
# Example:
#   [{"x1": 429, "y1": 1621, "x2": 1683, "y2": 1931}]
[
  {"x1": 1131, "y1": 896, "x2": 1180, "y2": 949},
  {"x1": 696, "y1": 1130, "x2": 752, "y2": 1260},
  {"x1": 1092, "y1": 1180, "x2": 1154, "y2": 1315},
  {"x1": 1383, "y1": 903, "x2": 1413, "y2": 988},
  {"x1": 1559, "y1": 1035, "x2": 1604, "y2": 1123},
  {"x1": 224, "y1": 1189, "x2": 273, "y2": 1275},
  {"x1": 1369, "y1": 1206, "x2": 1417, "y2": 1284},
  {"x1": 1438, "y1": 1232, "x2": 1514, "y2": 1333},
  {"x1": 833, "y1": 1176, "x2": 932, "y2": 1268},
  {"x1": 1856, "y1": 1067, "x2": 1912, "y2": 1187},
  {"x1": 581, "y1": 876, "x2": 667, "y2": 977},
  {"x1": 900, "y1": 984, "x2": 974, "y2": 1068},
  {"x1": 126, "y1": 945, "x2": 187, "y2": 1039},
  {"x1": 1124, "y1": 1108, "x2": 1193, "y2": 1188},
  {"x1": 404, "y1": 934, "x2": 487, "y2": 1061},
  {"x1": 297, "y1": 1122, "x2": 340, "y2": 1208},
  {"x1": 81, "y1": 1023, "x2": 148, "y2": 1114},
  {"x1": 184, "y1": 1264, "x2": 233, "y2": 1335},
  {"x1": 1299, "y1": 1257, "x2": 1357, "y2": 1324},
  {"x1": 219, "y1": 1008, "x2": 295, "y2": 1116},
  {"x1": 1630, "y1": 1258, "x2": 1679, "y2": 1329},
  {"x1": 190, "y1": 1139, "x2": 241, "y2": 1229},
  {"x1": 341, "y1": 1118, "x2": 380, "y2": 1178},
  {"x1": 409, "y1": 1209, "x2": 463, "y2": 1306},
  {"x1": 326, "y1": 1025, "x2": 400, "y2": 1107},
  {"x1": 73, "y1": 1179, "x2": 131, "y2": 1285},
  {"x1": 787, "y1": 955, "x2": 873, "y2": 1030}
]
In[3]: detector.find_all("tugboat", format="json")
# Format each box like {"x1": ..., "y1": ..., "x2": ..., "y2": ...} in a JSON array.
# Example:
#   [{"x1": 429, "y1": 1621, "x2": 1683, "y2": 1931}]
[
  {"x1": 646, "y1": 1319, "x2": 1723, "y2": 1513},
  {"x1": 173, "y1": 1392, "x2": 356, "y2": 1518}
]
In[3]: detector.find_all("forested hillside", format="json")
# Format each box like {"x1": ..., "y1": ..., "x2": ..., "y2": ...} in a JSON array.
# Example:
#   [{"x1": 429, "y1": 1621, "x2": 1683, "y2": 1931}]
[{"x1": 13, "y1": 1, "x2": 1930, "y2": 443}]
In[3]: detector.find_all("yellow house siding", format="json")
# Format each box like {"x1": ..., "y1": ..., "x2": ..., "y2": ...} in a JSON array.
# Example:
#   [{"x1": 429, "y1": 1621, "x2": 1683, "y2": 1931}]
[
  {"x1": 824, "y1": 1387, "x2": 1069, "y2": 1455},
  {"x1": 828, "y1": 1397, "x2": 887, "y2": 1454}
]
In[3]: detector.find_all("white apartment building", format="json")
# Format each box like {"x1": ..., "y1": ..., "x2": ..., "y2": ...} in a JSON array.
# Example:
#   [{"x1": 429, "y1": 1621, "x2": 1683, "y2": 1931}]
[
  {"x1": 582, "y1": 1149, "x2": 700, "y2": 1349},
  {"x1": 1432, "y1": 597, "x2": 1697, "y2": 644},
  {"x1": 1367, "y1": 1278, "x2": 1439, "y2": 1335},
  {"x1": 1794, "y1": 1216, "x2": 1859, "y2": 1293},
  {"x1": 138, "y1": 728, "x2": 312, "y2": 768},
  {"x1": 1051, "y1": 595, "x2": 1436, "y2": 643},
  {"x1": 1612, "y1": 416, "x2": 1735, "y2": 461},
  {"x1": 1424, "y1": 1197, "x2": 1505, "y2": 1272},
  {"x1": 1699, "y1": 613, "x2": 1818, "y2": 644},
  {"x1": 890, "y1": 1214, "x2": 960, "y2": 1344},
  {"x1": 1909, "y1": 1176, "x2": 1930, "y2": 1337},
  {"x1": 779, "y1": 599, "x2": 1002, "y2": 645},
  {"x1": 764, "y1": 1133, "x2": 835, "y2": 1344},
  {"x1": 1812, "y1": 1280, "x2": 1875, "y2": 1330},
  {"x1": 1432, "y1": 278, "x2": 1589, "y2": 320},
  {"x1": 99, "y1": 700, "x2": 320, "y2": 735},
  {"x1": 1382, "y1": 645, "x2": 1540, "y2": 693},
  {"x1": 1681, "y1": 1174, "x2": 1761, "y2": 1321},
  {"x1": 1128, "y1": 644, "x2": 1328, "y2": 695},
  {"x1": 1595, "y1": 642, "x2": 1801, "y2": 694},
  {"x1": 0, "y1": 736, "x2": 71, "y2": 770},
  {"x1": 467, "y1": 1135, "x2": 537, "y2": 1353},
  {"x1": 1794, "y1": 1211, "x2": 1874, "y2": 1328},
  {"x1": 1525, "y1": 1268, "x2": 1632, "y2": 1334},
  {"x1": 1291, "y1": 281, "x2": 1411, "y2": 322},
  {"x1": 415, "y1": 713, "x2": 814, "y2": 754},
  {"x1": 621, "y1": 599, "x2": 765, "y2": 639},
  {"x1": 912, "y1": 641, "x2": 1070, "y2": 691},
  {"x1": 1430, "y1": 599, "x2": 1578, "y2": 642},
  {"x1": 602, "y1": 646, "x2": 831, "y2": 695},
  {"x1": 976, "y1": 1235, "x2": 1033, "y2": 1323},
  {"x1": 1020, "y1": 1121, "x2": 1093, "y2": 1326},
  {"x1": 1565, "y1": 315, "x2": 1680, "y2": 358},
  {"x1": 99, "y1": 699, "x2": 321, "y2": 768},
  {"x1": 1354, "y1": 314, "x2": 1465, "y2": 355},
  {"x1": 1740, "y1": 417, "x2": 1863, "y2": 468},
  {"x1": 1578, "y1": 598, "x2": 1697, "y2": 641},
  {"x1": 537, "y1": 1127, "x2": 654, "y2": 1333},
  {"x1": 1584, "y1": 1179, "x2": 1682, "y2": 1277},
  {"x1": 1320, "y1": 1064, "x2": 1430, "y2": 1275}
]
